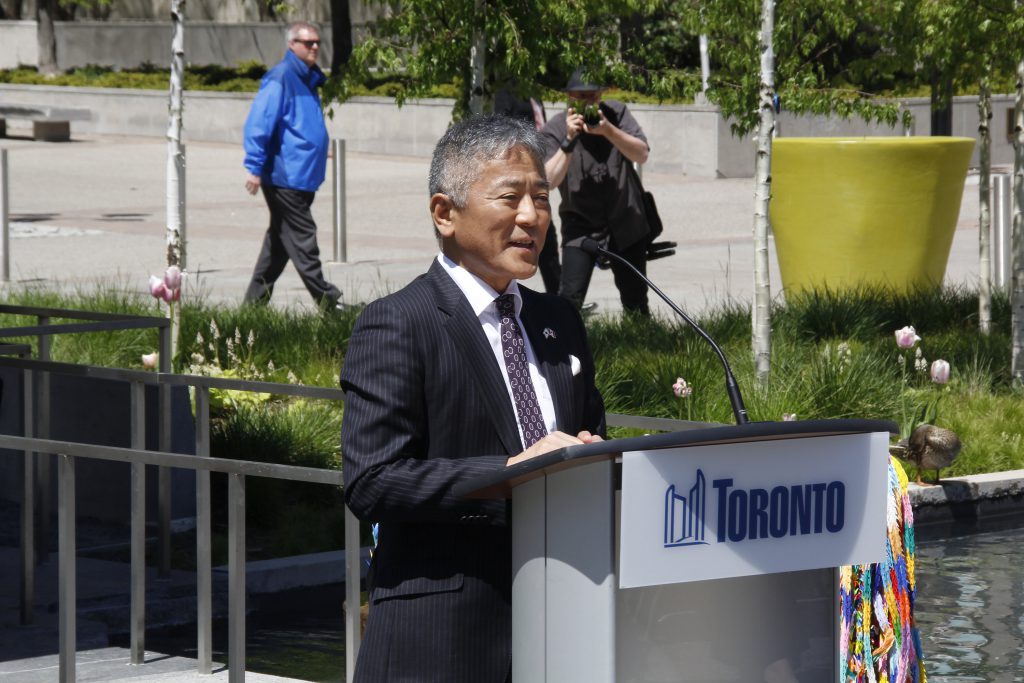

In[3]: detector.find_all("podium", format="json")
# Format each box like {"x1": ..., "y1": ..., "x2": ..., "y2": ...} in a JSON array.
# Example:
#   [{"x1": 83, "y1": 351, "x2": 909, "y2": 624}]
[{"x1": 454, "y1": 418, "x2": 895, "y2": 683}]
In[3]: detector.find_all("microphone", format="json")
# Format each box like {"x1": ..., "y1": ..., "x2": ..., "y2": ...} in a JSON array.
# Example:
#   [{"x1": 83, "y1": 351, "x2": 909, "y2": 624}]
[{"x1": 572, "y1": 236, "x2": 750, "y2": 425}]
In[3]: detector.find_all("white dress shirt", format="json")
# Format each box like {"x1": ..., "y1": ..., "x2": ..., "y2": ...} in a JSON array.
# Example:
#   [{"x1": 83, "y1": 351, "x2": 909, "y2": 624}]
[{"x1": 438, "y1": 253, "x2": 558, "y2": 445}]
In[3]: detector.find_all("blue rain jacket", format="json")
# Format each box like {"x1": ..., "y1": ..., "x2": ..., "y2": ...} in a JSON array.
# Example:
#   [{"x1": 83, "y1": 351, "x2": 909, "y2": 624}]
[{"x1": 243, "y1": 50, "x2": 329, "y2": 192}]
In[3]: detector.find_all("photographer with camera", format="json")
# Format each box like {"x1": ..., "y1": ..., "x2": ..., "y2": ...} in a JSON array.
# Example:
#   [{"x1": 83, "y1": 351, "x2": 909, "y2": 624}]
[{"x1": 541, "y1": 69, "x2": 651, "y2": 315}]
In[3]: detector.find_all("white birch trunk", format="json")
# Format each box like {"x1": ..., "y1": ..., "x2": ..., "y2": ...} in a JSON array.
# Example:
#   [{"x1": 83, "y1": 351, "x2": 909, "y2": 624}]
[
  {"x1": 1012, "y1": 55, "x2": 1024, "y2": 378},
  {"x1": 978, "y1": 81, "x2": 992, "y2": 334},
  {"x1": 468, "y1": 0, "x2": 486, "y2": 115},
  {"x1": 166, "y1": 0, "x2": 186, "y2": 360},
  {"x1": 699, "y1": 34, "x2": 710, "y2": 94},
  {"x1": 751, "y1": 0, "x2": 776, "y2": 383},
  {"x1": 36, "y1": 0, "x2": 58, "y2": 76}
]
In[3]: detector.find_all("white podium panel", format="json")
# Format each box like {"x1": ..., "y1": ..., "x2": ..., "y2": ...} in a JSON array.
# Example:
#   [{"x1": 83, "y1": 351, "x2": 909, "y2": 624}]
[
  {"x1": 615, "y1": 567, "x2": 836, "y2": 682},
  {"x1": 619, "y1": 432, "x2": 889, "y2": 587}
]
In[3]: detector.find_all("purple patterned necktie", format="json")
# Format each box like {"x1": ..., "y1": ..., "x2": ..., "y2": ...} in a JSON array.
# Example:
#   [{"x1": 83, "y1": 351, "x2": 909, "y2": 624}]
[{"x1": 495, "y1": 294, "x2": 548, "y2": 448}]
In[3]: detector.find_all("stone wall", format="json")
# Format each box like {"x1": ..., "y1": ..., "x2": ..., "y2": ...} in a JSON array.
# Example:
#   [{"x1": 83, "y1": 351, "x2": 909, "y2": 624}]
[{"x1": 0, "y1": 83, "x2": 1016, "y2": 176}]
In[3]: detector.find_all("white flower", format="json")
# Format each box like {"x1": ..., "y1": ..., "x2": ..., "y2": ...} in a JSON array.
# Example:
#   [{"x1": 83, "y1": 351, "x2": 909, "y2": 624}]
[
  {"x1": 894, "y1": 326, "x2": 921, "y2": 349},
  {"x1": 672, "y1": 377, "x2": 693, "y2": 398},
  {"x1": 930, "y1": 359, "x2": 951, "y2": 384}
]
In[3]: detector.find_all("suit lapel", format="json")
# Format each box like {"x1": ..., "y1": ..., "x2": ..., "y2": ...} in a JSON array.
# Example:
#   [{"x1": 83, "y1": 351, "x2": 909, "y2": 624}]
[
  {"x1": 520, "y1": 289, "x2": 575, "y2": 432},
  {"x1": 427, "y1": 262, "x2": 524, "y2": 454}
]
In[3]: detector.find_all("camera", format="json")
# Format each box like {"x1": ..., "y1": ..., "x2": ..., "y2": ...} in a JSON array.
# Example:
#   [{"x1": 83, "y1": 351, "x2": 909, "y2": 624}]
[{"x1": 570, "y1": 99, "x2": 602, "y2": 127}]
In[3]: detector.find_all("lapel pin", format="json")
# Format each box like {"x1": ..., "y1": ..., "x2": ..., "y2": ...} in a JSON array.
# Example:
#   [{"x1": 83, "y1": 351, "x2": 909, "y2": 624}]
[{"x1": 543, "y1": 327, "x2": 556, "y2": 339}]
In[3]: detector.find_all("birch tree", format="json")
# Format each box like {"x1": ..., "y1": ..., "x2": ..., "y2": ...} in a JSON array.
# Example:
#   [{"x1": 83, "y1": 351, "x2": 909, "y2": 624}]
[
  {"x1": 751, "y1": 0, "x2": 775, "y2": 383},
  {"x1": 676, "y1": 0, "x2": 912, "y2": 379},
  {"x1": 36, "y1": 0, "x2": 59, "y2": 75},
  {"x1": 915, "y1": 0, "x2": 1014, "y2": 335},
  {"x1": 980, "y1": 78, "x2": 994, "y2": 333},
  {"x1": 1012, "y1": 45, "x2": 1024, "y2": 378},
  {"x1": 166, "y1": 0, "x2": 186, "y2": 359}
]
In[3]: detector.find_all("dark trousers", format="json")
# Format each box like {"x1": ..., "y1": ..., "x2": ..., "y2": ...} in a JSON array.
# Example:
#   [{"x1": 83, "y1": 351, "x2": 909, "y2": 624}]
[
  {"x1": 559, "y1": 228, "x2": 649, "y2": 314},
  {"x1": 538, "y1": 220, "x2": 561, "y2": 295},
  {"x1": 244, "y1": 184, "x2": 341, "y2": 306}
]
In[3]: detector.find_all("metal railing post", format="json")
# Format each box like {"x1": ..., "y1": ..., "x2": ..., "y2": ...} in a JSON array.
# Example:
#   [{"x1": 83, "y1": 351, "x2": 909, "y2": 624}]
[
  {"x1": 991, "y1": 172, "x2": 1012, "y2": 289},
  {"x1": 332, "y1": 138, "x2": 347, "y2": 263},
  {"x1": 195, "y1": 386, "x2": 213, "y2": 674},
  {"x1": 1, "y1": 148, "x2": 9, "y2": 282},
  {"x1": 158, "y1": 325, "x2": 171, "y2": 577},
  {"x1": 228, "y1": 472, "x2": 246, "y2": 682},
  {"x1": 345, "y1": 506, "x2": 362, "y2": 682},
  {"x1": 36, "y1": 317, "x2": 52, "y2": 565},
  {"x1": 130, "y1": 381, "x2": 146, "y2": 665},
  {"x1": 58, "y1": 452, "x2": 76, "y2": 683},
  {"x1": 20, "y1": 364, "x2": 34, "y2": 625}
]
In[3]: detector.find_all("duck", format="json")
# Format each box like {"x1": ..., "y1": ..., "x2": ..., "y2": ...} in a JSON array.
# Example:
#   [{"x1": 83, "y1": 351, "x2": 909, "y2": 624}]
[{"x1": 891, "y1": 424, "x2": 962, "y2": 485}]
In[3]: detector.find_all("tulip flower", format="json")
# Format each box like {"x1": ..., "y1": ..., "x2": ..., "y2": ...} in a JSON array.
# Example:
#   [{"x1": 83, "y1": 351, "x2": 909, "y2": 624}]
[
  {"x1": 930, "y1": 359, "x2": 950, "y2": 384},
  {"x1": 141, "y1": 352, "x2": 159, "y2": 370},
  {"x1": 782, "y1": 413, "x2": 797, "y2": 422},
  {"x1": 894, "y1": 326, "x2": 921, "y2": 349},
  {"x1": 149, "y1": 275, "x2": 167, "y2": 299},
  {"x1": 161, "y1": 285, "x2": 181, "y2": 303},
  {"x1": 164, "y1": 264, "x2": 182, "y2": 290},
  {"x1": 672, "y1": 377, "x2": 693, "y2": 398}
]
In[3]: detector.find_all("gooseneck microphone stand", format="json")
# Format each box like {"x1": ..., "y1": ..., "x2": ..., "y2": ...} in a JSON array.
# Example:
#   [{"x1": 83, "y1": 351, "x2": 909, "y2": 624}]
[{"x1": 576, "y1": 237, "x2": 750, "y2": 425}]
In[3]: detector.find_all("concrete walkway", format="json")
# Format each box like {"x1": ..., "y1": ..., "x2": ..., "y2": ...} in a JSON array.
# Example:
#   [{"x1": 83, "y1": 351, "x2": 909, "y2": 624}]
[
  {"x1": 0, "y1": 648, "x2": 299, "y2": 682},
  {"x1": 0, "y1": 131, "x2": 1000, "y2": 682},
  {"x1": 0, "y1": 133, "x2": 989, "y2": 317}
]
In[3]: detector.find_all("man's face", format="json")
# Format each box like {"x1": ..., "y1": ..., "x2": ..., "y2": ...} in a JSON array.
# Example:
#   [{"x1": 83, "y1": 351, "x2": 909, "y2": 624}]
[
  {"x1": 432, "y1": 147, "x2": 551, "y2": 293},
  {"x1": 289, "y1": 29, "x2": 321, "y2": 68}
]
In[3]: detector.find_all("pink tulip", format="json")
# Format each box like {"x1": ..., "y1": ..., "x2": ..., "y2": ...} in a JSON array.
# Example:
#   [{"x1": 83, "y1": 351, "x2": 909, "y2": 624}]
[
  {"x1": 672, "y1": 377, "x2": 693, "y2": 398},
  {"x1": 164, "y1": 264, "x2": 182, "y2": 291},
  {"x1": 930, "y1": 359, "x2": 950, "y2": 384},
  {"x1": 149, "y1": 275, "x2": 167, "y2": 299},
  {"x1": 894, "y1": 326, "x2": 921, "y2": 349},
  {"x1": 161, "y1": 285, "x2": 181, "y2": 303},
  {"x1": 141, "y1": 352, "x2": 158, "y2": 369}
]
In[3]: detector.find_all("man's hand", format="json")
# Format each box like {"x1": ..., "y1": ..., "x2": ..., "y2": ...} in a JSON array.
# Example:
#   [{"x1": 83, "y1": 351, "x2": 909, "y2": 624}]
[
  {"x1": 244, "y1": 173, "x2": 261, "y2": 196},
  {"x1": 565, "y1": 107, "x2": 585, "y2": 141},
  {"x1": 583, "y1": 109, "x2": 613, "y2": 137},
  {"x1": 584, "y1": 109, "x2": 650, "y2": 164},
  {"x1": 506, "y1": 430, "x2": 604, "y2": 467}
]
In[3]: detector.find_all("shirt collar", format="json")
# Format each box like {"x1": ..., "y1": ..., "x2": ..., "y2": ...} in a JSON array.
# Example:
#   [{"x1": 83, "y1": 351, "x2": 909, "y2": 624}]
[{"x1": 437, "y1": 253, "x2": 522, "y2": 317}]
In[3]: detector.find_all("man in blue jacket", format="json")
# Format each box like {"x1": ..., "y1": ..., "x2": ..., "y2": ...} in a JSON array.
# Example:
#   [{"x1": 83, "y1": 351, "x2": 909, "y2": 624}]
[{"x1": 243, "y1": 21, "x2": 342, "y2": 308}]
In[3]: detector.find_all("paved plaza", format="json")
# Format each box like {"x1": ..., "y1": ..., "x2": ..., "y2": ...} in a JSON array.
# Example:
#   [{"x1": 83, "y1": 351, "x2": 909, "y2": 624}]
[
  {"x1": 0, "y1": 133, "x2": 986, "y2": 317},
  {"x1": 0, "y1": 131, "x2": 994, "y2": 681}
]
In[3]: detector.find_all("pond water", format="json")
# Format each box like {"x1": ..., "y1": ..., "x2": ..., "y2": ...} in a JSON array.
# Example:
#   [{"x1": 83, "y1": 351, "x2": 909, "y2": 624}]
[
  {"x1": 914, "y1": 516, "x2": 1024, "y2": 683},
  {"x1": 136, "y1": 519, "x2": 1024, "y2": 682}
]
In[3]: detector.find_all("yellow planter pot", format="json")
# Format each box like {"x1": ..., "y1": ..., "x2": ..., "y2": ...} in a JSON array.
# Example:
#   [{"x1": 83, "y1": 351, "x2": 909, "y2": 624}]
[{"x1": 770, "y1": 137, "x2": 975, "y2": 295}]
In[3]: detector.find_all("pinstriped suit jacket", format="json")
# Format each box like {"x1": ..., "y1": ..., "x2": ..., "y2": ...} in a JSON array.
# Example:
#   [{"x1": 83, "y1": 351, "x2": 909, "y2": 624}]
[{"x1": 341, "y1": 260, "x2": 605, "y2": 682}]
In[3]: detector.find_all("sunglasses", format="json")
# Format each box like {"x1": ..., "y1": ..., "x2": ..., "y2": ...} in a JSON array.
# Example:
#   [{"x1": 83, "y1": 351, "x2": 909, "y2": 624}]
[{"x1": 293, "y1": 39, "x2": 320, "y2": 48}]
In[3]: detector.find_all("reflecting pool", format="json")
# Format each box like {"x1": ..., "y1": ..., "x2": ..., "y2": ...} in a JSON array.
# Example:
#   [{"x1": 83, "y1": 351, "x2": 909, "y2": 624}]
[{"x1": 915, "y1": 518, "x2": 1024, "y2": 682}]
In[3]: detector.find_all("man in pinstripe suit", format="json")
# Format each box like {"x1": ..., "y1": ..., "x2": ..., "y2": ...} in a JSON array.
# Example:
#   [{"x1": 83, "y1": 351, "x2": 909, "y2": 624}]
[{"x1": 341, "y1": 115, "x2": 606, "y2": 682}]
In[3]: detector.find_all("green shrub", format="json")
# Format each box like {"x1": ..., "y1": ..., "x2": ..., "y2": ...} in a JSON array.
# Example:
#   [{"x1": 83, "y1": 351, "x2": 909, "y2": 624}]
[{"x1": 2, "y1": 284, "x2": 1022, "y2": 485}]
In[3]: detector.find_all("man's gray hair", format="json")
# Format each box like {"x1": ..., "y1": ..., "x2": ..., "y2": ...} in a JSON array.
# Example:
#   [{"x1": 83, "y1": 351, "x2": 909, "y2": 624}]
[
  {"x1": 287, "y1": 21, "x2": 320, "y2": 43},
  {"x1": 429, "y1": 115, "x2": 547, "y2": 209}
]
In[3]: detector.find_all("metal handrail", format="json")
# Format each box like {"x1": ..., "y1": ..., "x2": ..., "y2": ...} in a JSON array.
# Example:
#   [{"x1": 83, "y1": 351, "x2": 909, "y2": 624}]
[
  {"x1": 0, "y1": 353, "x2": 356, "y2": 683},
  {"x1": 0, "y1": 305, "x2": 174, "y2": 580},
  {"x1": 0, "y1": 305, "x2": 705, "y2": 682}
]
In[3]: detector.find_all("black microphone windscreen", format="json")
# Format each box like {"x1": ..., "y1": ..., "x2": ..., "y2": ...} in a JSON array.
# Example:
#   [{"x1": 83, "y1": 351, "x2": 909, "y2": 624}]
[{"x1": 579, "y1": 237, "x2": 602, "y2": 257}]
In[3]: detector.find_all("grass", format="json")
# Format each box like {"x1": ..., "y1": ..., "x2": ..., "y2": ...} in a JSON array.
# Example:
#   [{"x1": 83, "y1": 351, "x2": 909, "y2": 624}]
[{"x1": 2, "y1": 283, "x2": 1022, "y2": 545}]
